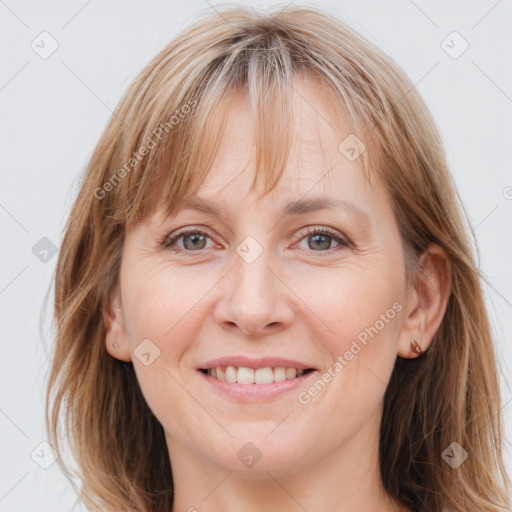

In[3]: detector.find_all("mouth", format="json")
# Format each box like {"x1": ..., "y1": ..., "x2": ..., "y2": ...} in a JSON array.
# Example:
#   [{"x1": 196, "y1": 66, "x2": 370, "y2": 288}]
[
  {"x1": 198, "y1": 365, "x2": 318, "y2": 401},
  {"x1": 198, "y1": 366, "x2": 316, "y2": 384}
]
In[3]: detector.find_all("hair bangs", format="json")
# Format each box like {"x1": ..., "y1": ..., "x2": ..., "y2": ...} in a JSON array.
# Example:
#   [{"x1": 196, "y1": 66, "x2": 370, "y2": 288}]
[{"x1": 123, "y1": 35, "x2": 305, "y2": 227}]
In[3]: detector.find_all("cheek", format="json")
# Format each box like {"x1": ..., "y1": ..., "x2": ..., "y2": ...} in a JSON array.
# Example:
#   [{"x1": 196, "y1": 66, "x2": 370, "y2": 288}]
[
  {"x1": 122, "y1": 267, "x2": 208, "y2": 437},
  {"x1": 122, "y1": 262, "x2": 217, "y2": 388},
  {"x1": 311, "y1": 263, "x2": 404, "y2": 387},
  {"x1": 297, "y1": 273, "x2": 403, "y2": 431},
  {"x1": 315, "y1": 260, "x2": 401, "y2": 330},
  {"x1": 123, "y1": 259, "x2": 210, "y2": 344}
]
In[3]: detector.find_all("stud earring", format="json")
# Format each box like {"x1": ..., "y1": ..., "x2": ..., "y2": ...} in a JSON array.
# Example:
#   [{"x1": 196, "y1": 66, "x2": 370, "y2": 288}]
[
  {"x1": 410, "y1": 338, "x2": 423, "y2": 355},
  {"x1": 113, "y1": 341, "x2": 119, "y2": 349}
]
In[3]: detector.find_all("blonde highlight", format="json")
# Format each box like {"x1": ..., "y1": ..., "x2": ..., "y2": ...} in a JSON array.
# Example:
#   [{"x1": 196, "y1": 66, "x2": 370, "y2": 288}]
[{"x1": 45, "y1": 4, "x2": 511, "y2": 511}]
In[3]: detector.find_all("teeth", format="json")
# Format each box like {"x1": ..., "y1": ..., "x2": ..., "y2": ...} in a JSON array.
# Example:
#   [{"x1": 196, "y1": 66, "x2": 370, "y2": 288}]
[
  {"x1": 285, "y1": 368, "x2": 296, "y2": 379},
  {"x1": 255, "y1": 367, "x2": 274, "y2": 384},
  {"x1": 273, "y1": 367, "x2": 287, "y2": 382},
  {"x1": 225, "y1": 366, "x2": 237, "y2": 383},
  {"x1": 206, "y1": 366, "x2": 310, "y2": 384},
  {"x1": 237, "y1": 367, "x2": 255, "y2": 384}
]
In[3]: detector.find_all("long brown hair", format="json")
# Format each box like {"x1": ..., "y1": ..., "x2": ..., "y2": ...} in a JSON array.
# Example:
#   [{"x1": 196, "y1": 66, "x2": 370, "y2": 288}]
[{"x1": 44, "y1": 4, "x2": 511, "y2": 511}]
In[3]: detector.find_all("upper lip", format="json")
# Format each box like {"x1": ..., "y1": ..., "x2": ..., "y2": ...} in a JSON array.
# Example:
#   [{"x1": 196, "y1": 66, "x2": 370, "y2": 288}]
[{"x1": 198, "y1": 356, "x2": 317, "y2": 371}]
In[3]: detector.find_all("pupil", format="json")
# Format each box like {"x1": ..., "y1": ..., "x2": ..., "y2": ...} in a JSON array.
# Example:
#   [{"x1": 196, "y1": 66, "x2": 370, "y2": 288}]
[
  {"x1": 309, "y1": 234, "x2": 330, "y2": 250},
  {"x1": 184, "y1": 233, "x2": 206, "y2": 250}
]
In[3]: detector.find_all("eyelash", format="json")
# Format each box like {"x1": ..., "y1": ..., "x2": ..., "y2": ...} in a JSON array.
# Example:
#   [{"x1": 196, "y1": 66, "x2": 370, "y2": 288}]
[{"x1": 161, "y1": 226, "x2": 350, "y2": 256}]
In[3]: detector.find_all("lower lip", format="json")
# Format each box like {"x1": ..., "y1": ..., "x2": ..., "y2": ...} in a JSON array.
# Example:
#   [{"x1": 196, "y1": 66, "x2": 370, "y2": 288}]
[{"x1": 198, "y1": 370, "x2": 318, "y2": 401}]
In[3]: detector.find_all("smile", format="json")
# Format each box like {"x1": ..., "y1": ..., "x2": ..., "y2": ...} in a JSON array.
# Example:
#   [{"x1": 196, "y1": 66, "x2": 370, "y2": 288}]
[
  {"x1": 198, "y1": 366, "x2": 318, "y2": 401},
  {"x1": 199, "y1": 366, "x2": 315, "y2": 384}
]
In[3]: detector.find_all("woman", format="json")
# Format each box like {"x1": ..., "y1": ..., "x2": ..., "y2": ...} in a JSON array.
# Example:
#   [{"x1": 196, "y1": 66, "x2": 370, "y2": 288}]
[{"x1": 45, "y1": 4, "x2": 511, "y2": 511}]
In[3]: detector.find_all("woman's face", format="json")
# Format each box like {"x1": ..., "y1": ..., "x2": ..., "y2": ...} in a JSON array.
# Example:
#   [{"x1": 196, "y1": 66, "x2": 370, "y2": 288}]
[{"x1": 108, "y1": 79, "x2": 417, "y2": 477}]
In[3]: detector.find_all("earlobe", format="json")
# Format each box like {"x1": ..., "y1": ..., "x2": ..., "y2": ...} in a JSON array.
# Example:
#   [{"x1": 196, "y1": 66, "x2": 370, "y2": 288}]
[
  {"x1": 398, "y1": 243, "x2": 452, "y2": 359},
  {"x1": 103, "y1": 288, "x2": 132, "y2": 362},
  {"x1": 410, "y1": 338, "x2": 424, "y2": 356}
]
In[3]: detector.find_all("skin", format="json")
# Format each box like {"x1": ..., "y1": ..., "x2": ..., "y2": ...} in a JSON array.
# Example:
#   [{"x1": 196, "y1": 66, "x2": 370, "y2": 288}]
[{"x1": 104, "y1": 78, "x2": 451, "y2": 512}]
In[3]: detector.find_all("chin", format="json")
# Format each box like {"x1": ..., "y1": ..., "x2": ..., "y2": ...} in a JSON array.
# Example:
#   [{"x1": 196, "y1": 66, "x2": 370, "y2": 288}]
[{"x1": 204, "y1": 430, "x2": 314, "y2": 476}]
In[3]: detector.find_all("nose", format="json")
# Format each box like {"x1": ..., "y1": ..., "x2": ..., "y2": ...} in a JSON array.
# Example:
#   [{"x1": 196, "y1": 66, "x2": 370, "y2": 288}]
[{"x1": 214, "y1": 249, "x2": 295, "y2": 337}]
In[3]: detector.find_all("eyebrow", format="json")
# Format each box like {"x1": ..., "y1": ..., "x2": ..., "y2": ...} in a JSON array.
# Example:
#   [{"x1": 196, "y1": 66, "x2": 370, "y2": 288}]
[{"x1": 180, "y1": 196, "x2": 371, "y2": 227}]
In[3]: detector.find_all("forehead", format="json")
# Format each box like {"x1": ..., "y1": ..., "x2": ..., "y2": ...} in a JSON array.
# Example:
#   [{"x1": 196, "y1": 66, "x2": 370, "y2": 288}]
[
  {"x1": 139, "y1": 75, "x2": 389, "y2": 234},
  {"x1": 185, "y1": 79, "x2": 376, "y2": 205}
]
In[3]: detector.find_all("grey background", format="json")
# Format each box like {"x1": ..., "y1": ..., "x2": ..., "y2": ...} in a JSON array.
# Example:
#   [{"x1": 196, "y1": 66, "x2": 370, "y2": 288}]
[{"x1": 0, "y1": 0, "x2": 511, "y2": 510}]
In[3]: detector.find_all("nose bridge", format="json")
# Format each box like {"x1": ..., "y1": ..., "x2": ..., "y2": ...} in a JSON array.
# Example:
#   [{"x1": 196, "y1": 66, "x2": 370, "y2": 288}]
[
  {"x1": 230, "y1": 204, "x2": 275, "y2": 303},
  {"x1": 233, "y1": 244, "x2": 272, "y2": 305},
  {"x1": 215, "y1": 235, "x2": 294, "y2": 335}
]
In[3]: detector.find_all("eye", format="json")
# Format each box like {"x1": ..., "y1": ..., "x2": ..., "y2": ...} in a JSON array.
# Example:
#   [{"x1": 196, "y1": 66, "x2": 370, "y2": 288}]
[
  {"x1": 163, "y1": 228, "x2": 216, "y2": 253},
  {"x1": 293, "y1": 226, "x2": 350, "y2": 254},
  {"x1": 162, "y1": 225, "x2": 350, "y2": 256}
]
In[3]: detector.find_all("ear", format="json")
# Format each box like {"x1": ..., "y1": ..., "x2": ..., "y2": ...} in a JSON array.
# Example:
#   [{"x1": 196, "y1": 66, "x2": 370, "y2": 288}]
[
  {"x1": 397, "y1": 243, "x2": 452, "y2": 358},
  {"x1": 103, "y1": 284, "x2": 132, "y2": 362}
]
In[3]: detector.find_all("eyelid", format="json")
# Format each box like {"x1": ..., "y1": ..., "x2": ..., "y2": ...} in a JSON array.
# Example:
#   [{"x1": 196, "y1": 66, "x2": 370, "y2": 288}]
[
  {"x1": 162, "y1": 226, "x2": 216, "y2": 249},
  {"x1": 293, "y1": 225, "x2": 349, "y2": 246},
  {"x1": 162, "y1": 224, "x2": 351, "y2": 254}
]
